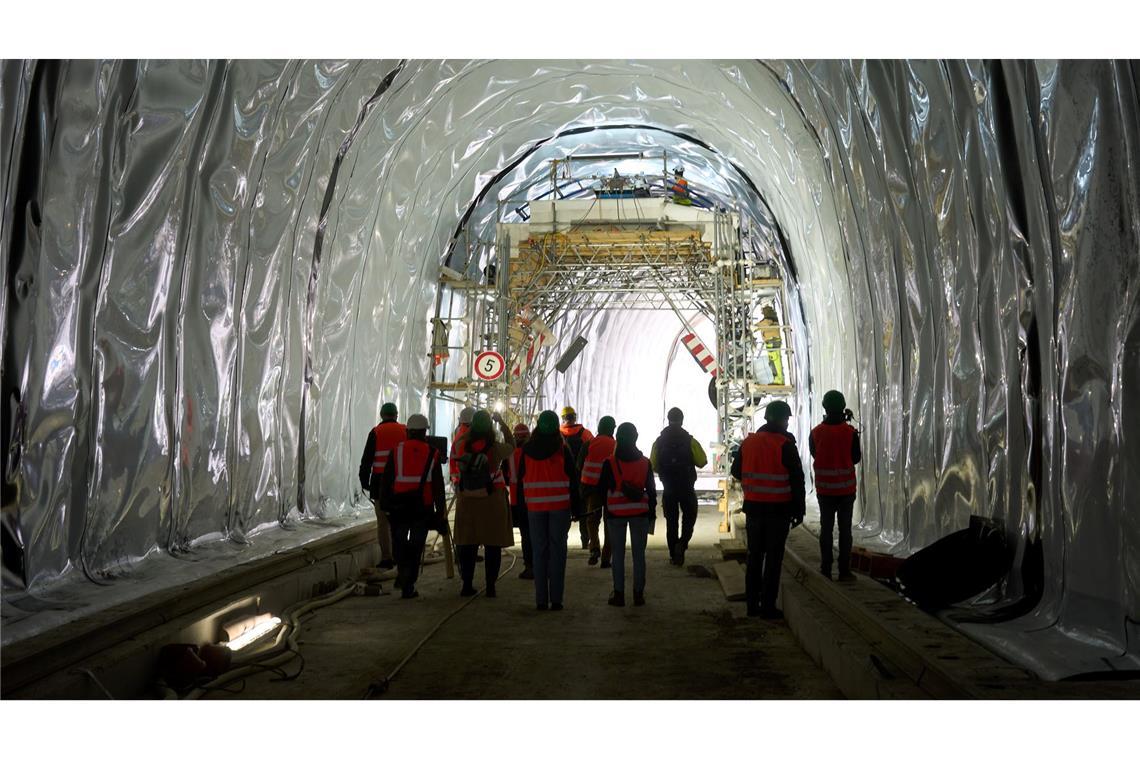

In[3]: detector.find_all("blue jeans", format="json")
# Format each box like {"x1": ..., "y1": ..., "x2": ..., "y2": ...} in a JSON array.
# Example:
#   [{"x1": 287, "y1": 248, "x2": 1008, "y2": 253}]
[
  {"x1": 528, "y1": 508, "x2": 572, "y2": 606},
  {"x1": 609, "y1": 515, "x2": 649, "y2": 594}
]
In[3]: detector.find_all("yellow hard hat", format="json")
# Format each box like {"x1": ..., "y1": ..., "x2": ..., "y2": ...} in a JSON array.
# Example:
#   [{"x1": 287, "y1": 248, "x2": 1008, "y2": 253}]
[{"x1": 560, "y1": 405, "x2": 576, "y2": 418}]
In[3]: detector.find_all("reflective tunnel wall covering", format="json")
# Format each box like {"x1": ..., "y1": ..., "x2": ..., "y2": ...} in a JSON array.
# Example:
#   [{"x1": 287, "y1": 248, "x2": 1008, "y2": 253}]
[{"x1": 1, "y1": 60, "x2": 1138, "y2": 675}]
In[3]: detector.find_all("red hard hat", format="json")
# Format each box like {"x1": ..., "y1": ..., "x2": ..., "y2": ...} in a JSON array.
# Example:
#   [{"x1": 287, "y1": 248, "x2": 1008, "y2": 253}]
[{"x1": 513, "y1": 423, "x2": 531, "y2": 436}]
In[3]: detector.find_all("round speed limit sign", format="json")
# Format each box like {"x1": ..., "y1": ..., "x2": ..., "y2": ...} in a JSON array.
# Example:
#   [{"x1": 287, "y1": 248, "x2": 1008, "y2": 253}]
[{"x1": 474, "y1": 350, "x2": 506, "y2": 381}]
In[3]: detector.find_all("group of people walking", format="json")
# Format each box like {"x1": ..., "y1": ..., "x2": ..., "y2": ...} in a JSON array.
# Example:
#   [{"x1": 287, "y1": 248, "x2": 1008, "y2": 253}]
[{"x1": 359, "y1": 390, "x2": 860, "y2": 618}]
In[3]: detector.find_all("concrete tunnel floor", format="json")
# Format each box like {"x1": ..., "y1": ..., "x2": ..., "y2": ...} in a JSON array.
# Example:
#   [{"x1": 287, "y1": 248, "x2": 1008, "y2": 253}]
[{"x1": 207, "y1": 504, "x2": 842, "y2": 699}]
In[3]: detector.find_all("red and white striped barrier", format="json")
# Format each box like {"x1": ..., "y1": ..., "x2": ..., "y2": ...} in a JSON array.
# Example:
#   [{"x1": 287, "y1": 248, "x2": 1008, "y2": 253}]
[{"x1": 681, "y1": 332, "x2": 718, "y2": 376}]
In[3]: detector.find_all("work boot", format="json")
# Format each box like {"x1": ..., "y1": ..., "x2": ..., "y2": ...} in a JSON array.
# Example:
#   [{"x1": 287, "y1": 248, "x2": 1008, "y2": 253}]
[
  {"x1": 580, "y1": 537, "x2": 589, "y2": 550},
  {"x1": 608, "y1": 590, "x2": 625, "y2": 607},
  {"x1": 377, "y1": 559, "x2": 395, "y2": 570},
  {"x1": 759, "y1": 607, "x2": 784, "y2": 621},
  {"x1": 460, "y1": 585, "x2": 478, "y2": 597},
  {"x1": 485, "y1": 583, "x2": 497, "y2": 598},
  {"x1": 519, "y1": 566, "x2": 534, "y2": 580},
  {"x1": 747, "y1": 606, "x2": 762, "y2": 617},
  {"x1": 837, "y1": 571, "x2": 856, "y2": 582},
  {"x1": 820, "y1": 567, "x2": 832, "y2": 580},
  {"x1": 600, "y1": 557, "x2": 612, "y2": 569},
  {"x1": 633, "y1": 590, "x2": 645, "y2": 607},
  {"x1": 536, "y1": 602, "x2": 548, "y2": 611},
  {"x1": 401, "y1": 588, "x2": 419, "y2": 600},
  {"x1": 675, "y1": 548, "x2": 686, "y2": 566},
  {"x1": 588, "y1": 550, "x2": 600, "y2": 566},
  {"x1": 550, "y1": 603, "x2": 564, "y2": 611}
]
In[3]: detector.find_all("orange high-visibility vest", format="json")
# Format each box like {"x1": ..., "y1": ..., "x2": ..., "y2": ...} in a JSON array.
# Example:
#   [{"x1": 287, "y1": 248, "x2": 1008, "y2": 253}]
[
  {"x1": 580, "y1": 434, "x2": 616, "y2": 487},
  {"x1": 606, "y1": 456, "x2": 651, "y2": 517},
  {"x1": 507, "y1": 447, "x2": 524, "y2": 506},
  {"x1": 453, "y1": 436, "x2": 507, "y2": 491},
  {"x1": 810, "y1": 422, "x2": 857, "y2": 496},
  {"x1": 522, "y1": 453, "x2": 571, "y2": 512},
  {"x1": 371, "y1": 421, "x2": 408, "y2": 474},
  {"x1": 740, "y1": 431, "x2": 792, "y2": 503},
  {"x1": 449, "y1": 423, "x2": 470, "y2": 485},
  {"x1": 392, "y1": 439, "x2": 438, "y2": 507},
  {"x1": 671, "y1": 176, "x2": 689, "y2": 196}
]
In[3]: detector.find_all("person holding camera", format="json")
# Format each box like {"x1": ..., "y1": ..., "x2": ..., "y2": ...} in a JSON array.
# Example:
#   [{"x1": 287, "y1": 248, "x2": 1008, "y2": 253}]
[
  {"x1": 598, "y1": 422, "x2": 657, "y2": 608},
  {"x1": 378, "y1": 414, "x2": 448, "y2": 599}
]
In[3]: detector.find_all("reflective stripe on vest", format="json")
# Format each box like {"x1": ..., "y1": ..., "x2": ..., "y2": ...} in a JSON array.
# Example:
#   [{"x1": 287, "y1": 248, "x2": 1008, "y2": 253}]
[
  {"x1": 606, "y1": 456, "x2": 650, "y2": 516},
  {"x1": 454, "y1": 436, "x2": 507, "y2": 491},
  {"x1": 372, "y1": 421, "x2": 408, "y2": 474},
  {"x1": 522, "y1": 454, "x2": 571, "y2": 511},
  {"x1": 393, "y1": 440, "x2": 436, "y2": 506},
  {"x1": 449, "y1": 423, "x2": 469, "y2": 484},
  {"x1": 741, "y1": 431, "x2": 792, "y2": 502},
  {"x1": 580, "y1": 435, "x2": 616, "y2": 486},
  {"x1": 811, "y1": 422, "x2": 857, "y2": 496}
]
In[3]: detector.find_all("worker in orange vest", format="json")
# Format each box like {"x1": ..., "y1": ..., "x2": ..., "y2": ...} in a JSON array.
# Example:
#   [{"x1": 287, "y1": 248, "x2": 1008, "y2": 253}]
[
  {"x1": 358, "y1": 402, "x2": 406, "y2": 569},
  {"x1": 731, "y1": 400, "x2": 805, "y2": 619},
  {"x1": 449, "y1": 406, "x2": 475, "y2": 487},
  {"x1": 810, "y1": 390, "x2": 861, "y2": 581},
  {"x1": 577, "y1": 415, "x2": 617, "y2": 567},
  {"x1": 598, "y1": 422, "x2": 657, "y2": 607},
  {"x1": 505, "y1": 422, "x2": 535, "y2": 579},
  {"x1": 378, "y1": 414, "x2": 447, "y2": 599},
  {"x1": 560, "y1": 405, "x2": 594, "y2": 549},
  {"x1": 670, "y1": 166, "x2": 691, "y2": 205},
  {"x1": 517, "y1": 410, "x2": 582, "y2": 610}
]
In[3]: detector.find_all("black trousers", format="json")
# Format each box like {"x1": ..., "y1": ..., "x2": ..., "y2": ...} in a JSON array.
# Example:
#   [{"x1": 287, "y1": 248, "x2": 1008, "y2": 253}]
[
  {"x1": 744, "y1": 505, "x2": 791, "y2": 613},
  {"x1": 457, "y1": 544, "x2": 502, "y2": 588},
  {"x1": 818, "y1": 494, "x2": 855, "y2": 574},
  {"x1": 662, "y1": 486, "x2": 698, "y2": 556},
  {"x1": 511, "y1": 503, "x2": 533, "y2": 568},
  {"x1": 390, "y1": 514, "x2": 430, "y2": 592}
]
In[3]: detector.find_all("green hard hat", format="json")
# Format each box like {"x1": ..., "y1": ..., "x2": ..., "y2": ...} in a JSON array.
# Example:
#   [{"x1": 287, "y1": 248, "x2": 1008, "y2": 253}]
[
  {"x1": 764, "y1": 400, "x2": 793, "y2": 421},
  {"x1": 470, "y1": 410, "x2": 493, "y2": 435},
  {"x1": 598, "y1": 416, "x2": 616, "y2": 435},
  {"x1": 822, "y1": 390, "x2": 846, "y2": 413},
  {"x1": 616, "y1": 422, "x2": 639, "y2": 448},
  {"x1": 536, "y1": 410, "x2": 560, "y2": 435},
  {"x1": 380, "y1": 402, "x2": 398, "y2": 419}
]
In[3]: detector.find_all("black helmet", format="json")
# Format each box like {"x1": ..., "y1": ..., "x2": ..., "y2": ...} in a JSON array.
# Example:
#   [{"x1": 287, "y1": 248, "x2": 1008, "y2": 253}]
[{"x1": 764, "y1": 400, "x2": 792, "y2": 422}]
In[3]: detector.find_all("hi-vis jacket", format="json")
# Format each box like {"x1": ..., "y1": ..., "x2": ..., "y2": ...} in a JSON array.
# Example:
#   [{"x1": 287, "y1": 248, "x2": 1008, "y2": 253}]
[
  {"x1": 731, "y1": 423, "x2": 805, "y2": 510},
  {"x1": 809, "y1": 420, "x2": 860, "y2": 497},
  {"x1": 359, "y1": 419, "x2": 408, "y2": 499}
]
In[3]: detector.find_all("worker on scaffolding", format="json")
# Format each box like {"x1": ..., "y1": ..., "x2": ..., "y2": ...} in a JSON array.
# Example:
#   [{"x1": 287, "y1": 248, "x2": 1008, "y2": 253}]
[
  {"x1": 505, "y1": 422, "x2": 535, "y2": 579},
  {"x1": 810, "y1": 390, "x2": 861, "y2": 582},
  {"x1": 756, "y1": 304, "x2": 785, "y2": 385},
  {"x1": 650, "y1": 407, "x2": 708, "y2": 567},
  {"x1": 452, "y1": 411, "x2": 516, "y2": 598},
  {"x1": 559, "y1": 406, "x2": 595, "y2": 550},
  {"x1": 578, "y1": 415, "x2": 617, "y2": 568},
  {"x1": 517, "y1": 411, "x2": 582, "y2": 611},
  {"x1": 598, "y1": 422, "x2": 657, "y2": 607},
  {"x1": 731, "y1": 400, "x2": 805, "y2": 619},
  {"x1": 670, "y1": 166, "x2": 692, "y2": 206},
  {"x1": 358, "y1": 402, "x2": 406, "y2": 570},
  {"x1": 377, "y1": 414, "x2": 448, "y2": 599}
]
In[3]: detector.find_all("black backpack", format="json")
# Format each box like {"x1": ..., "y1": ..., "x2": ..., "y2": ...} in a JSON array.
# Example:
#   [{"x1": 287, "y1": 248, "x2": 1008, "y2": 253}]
[
  {"x1": 458, "y1": 440, "x2": 493, "y2": 493},
  {"x1": 656, "y1": 429, "x2": 695, "y2": 486}
]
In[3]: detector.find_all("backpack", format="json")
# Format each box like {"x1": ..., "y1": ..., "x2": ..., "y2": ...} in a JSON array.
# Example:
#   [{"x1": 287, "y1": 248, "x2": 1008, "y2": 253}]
[
  {"x1": 458, "y1": 440, "x2": 493, "y2": 493},
  {"x1": 656, "y1": 429, "x2": 695, "y2": 486}
]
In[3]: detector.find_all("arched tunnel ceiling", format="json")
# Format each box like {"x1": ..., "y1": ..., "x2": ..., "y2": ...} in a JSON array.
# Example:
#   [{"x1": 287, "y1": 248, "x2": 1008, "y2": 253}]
[{"x1": 1, "y1": 59, "x2": 1137, "y2": 677}]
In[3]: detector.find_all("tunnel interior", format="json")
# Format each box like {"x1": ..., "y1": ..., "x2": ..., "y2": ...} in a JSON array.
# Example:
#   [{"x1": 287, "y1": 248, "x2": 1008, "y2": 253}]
[{"x1": 2, "y1": 59, "x2": 1138, "y2": 681}]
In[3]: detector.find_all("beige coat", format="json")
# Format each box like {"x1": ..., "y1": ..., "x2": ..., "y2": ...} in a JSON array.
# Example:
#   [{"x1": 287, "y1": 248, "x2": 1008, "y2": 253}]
[{"x1": 452, "y1": 431, "x2": 516, "y2": 547}]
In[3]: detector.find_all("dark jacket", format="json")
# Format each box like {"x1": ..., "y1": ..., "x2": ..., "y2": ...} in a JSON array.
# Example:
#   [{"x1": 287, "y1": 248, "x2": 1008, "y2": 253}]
[
  {"x1": 515, "y1": 432, "x2": 582, "y2": 516},
  {"x1": 731, "y1": 423, "x2": 806, "y2": 516},
  {"x1": 808, "y1": 415, "x2": 862, "y2": 464},
  {"x1": 598, "y1": 445, "x2": 658, "y2": 518},
  {"x1": 378, "y1": 439, "x2": 448, "y2": 516},
  {"x1": 650, "y1": 424, "x2": 707, "y2": 489}
]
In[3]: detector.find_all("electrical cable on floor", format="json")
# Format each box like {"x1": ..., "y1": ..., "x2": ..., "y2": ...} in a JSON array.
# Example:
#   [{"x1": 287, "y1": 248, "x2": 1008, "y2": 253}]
[{"x1": 363, "y1": 549, "x2": 518, "y2": 699}]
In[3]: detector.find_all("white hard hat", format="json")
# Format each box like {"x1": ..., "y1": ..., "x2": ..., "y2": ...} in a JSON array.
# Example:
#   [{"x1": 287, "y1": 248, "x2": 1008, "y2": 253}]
[
  {"x1": 459, "y1": 406, "x2": 475, "y2": 424},
  {"x1": 407, "y1": 414, "x2": 429, "y2": 431}
]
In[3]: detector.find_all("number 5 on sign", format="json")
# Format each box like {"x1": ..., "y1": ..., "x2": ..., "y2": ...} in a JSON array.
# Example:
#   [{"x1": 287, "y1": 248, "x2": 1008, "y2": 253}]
[{"x1": 474, "y1": 350, "x2": 505, "y2": 381}]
